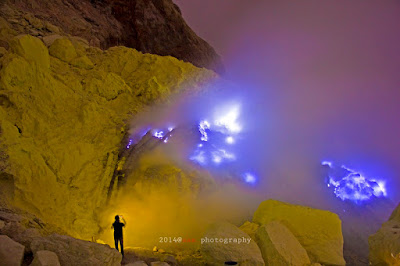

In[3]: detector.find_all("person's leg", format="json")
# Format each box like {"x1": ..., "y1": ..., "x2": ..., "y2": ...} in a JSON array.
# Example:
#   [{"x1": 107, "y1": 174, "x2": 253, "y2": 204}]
[
  {"x1": 114, "y1": 237, "x2": 119, "y2": 251},
  {"x1": 120, "y1": 237, "x2": 124, "y2": 256}
]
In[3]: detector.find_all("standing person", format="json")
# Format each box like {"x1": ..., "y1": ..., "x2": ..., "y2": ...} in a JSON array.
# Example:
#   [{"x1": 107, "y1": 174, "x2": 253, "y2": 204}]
[{"x1": 112, "y1": 215, "x2": 126, "y2": 256}]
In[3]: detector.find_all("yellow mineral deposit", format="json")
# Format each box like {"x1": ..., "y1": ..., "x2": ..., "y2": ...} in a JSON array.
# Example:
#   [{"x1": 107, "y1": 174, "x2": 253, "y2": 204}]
[{"x1": 0, "y1": 34, "x2": 217, "y2": 240}]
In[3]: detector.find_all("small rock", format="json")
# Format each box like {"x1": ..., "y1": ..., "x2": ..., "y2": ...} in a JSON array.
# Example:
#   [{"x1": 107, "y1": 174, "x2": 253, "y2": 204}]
[
  {"x1": 31, "y1": 250, "x2": 61, "y2": 266},
  {"x1": 0, "y1": 235, "x2": 25, "y2": 266},
  {"x1": 44, "y1": 22, "x2": 61, "y2": 34},
  {"x1": 150, "y1": 262, "x2": 169, "y2": 266},
  {"x1": 239, "y1": 221, "x2": 259, "y2": 240},
  {"x1": 0, "y1": 211, "x2": 24, "y2": 223},
  {"x1": 24, "y1": 13, "x2": 44, "y2": 29},
  {"x1": 0, "y1": 47, "x2": 7, "y2": 57},
  {"x1": 42, "y1": 35, "x2": 63, "y2": 47},
  {"x1": 0, "y1": 220, "x2": 5, "y2": 230},
  {"x1": 164, "y1": 255, "x2": 177, "y2": 265},
  {"x1": 126, "y1": 262, "x2": 148, "y2": 266},
  {"x1": 70, "y1": 56, "x2": 94, "y2": 70},
  {"x1": 96, "y1": 239, "x2": 106, "y2": 244},
  {"x1": 49, "y1": 38, "x2": 78, "y2": 62}
]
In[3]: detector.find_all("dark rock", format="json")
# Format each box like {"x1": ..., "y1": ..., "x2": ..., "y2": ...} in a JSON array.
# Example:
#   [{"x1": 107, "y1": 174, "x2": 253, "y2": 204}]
[
  {"x1": 31, "y1": 234, "x2": 122, "y2": 266},
  {"x1": 1, "y1": 0, "x2": 223, "y2": 73},
  {"x1": 30, "y1": 250, "x2": 61, "y2": 266},
  {"x1": 0, "y1": 234, "x2": 25, "y2": 266}
]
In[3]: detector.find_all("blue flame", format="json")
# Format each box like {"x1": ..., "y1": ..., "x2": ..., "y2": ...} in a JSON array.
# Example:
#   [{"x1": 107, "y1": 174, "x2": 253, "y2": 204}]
[
  {"x1": 243, "y1": 173, "x2": 257, "y2": 184},
  {"x1": 153, "y1": 130, "x2": 165, "y2": 139},
  {"x1": 322, "y1": 161, "x2": 387, "y2": 203},
  {"x1": 126, "y1": 139, "x2": 133, "y2": 149},
  {"x1": 213, "y1": 104, "x2": 242, "y2": 134},
  {"x1": 199, "y1": 120, "x2": 210, "y2": 142}
]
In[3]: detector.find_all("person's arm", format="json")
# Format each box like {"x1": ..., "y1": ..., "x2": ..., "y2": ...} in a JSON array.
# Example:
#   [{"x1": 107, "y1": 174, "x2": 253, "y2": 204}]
[
  {"x1": 111, "y1": 223, "x2": 114, "y2": 229},
  {"x1": 121, "y1": 216, "x2": 127, "y2": 226}
]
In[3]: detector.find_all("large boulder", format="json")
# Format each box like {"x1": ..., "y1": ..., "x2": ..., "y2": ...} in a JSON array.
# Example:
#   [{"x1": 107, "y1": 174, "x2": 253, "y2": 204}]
[
  {"x1": 253, "y1": 200, "x2": 345, "y2": 265},
  {"x1": 200, "y1": 222, "x2": 264, "y2": 266},
  {"x1": 0, "y1": 234, "x2": 25, "y2": 266},
  {"x1": 9, "y1": 34, "x2": 50, "y2": 69},
  {"x1": 1, "y1": 221, "x2": 42, "y2": 252},
  {"x1": 31, "y1": 250, "x2": 61, "y2": 266},
  {"x1": 255, "y1": 221, "x2": 311, "y2": 266},
  {"x1": 31, "y1": 234, "x2": 122, "y2": 266},
  {"x1": 369, "y1": 203, "x2": 400, "y2": 265}
]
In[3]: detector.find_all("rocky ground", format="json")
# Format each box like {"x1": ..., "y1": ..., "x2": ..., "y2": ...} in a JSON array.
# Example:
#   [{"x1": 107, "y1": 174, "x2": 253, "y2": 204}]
[{"x1": 0, "y1": 199, "x2": 345, "y2": 265}]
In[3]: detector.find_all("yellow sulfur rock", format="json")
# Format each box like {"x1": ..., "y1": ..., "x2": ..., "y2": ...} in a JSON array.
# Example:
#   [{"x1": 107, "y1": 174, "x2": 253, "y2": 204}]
[
  {"x1": 48, "y1": 37, "x2": 78, "y2": 62},
  {"x1": 239, "y1": 221, "x2": 259, "y2": 240},
  {"x1": 70, "y1": 56, "x2": 94, "y2": 70},
  {"x1": 9, "y1": 34, "x2": 50, "y2": 69},
  {"x1": 255, "y1": 221, "x2": 311, "y2": 266},
  {"x1": 369, "y1": 203, "x2": 400, "y2": 265},
  {"x1": 0, "y1": 34, "x2": 217, "y2": 240},
  {"x1": 253, "y1": 200, "x2": 345, "y2": 266}
]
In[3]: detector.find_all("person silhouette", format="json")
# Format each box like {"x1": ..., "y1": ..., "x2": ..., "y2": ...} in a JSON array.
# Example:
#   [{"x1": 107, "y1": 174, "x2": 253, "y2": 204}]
[{"x1": 111, "y1": 215, "x2": 126, "y2": 256}]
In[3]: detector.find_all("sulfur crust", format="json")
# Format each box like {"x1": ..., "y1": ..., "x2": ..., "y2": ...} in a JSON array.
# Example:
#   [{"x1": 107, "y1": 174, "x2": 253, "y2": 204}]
[{"x1": 0, "y1": 34, "x2": 216, "y2": 239}]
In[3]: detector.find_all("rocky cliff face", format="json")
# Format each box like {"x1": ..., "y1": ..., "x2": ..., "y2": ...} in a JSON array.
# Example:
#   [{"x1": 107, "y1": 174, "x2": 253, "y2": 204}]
[
  {"x1": 369, "y1": 203, "x2": 400, "y2": 265},
  {"x1": 0, "y1": 27, "x2": 216, "y2": 239},
  {"x1": 0, "y1": 0, "x2": 224, "y2": 73}
]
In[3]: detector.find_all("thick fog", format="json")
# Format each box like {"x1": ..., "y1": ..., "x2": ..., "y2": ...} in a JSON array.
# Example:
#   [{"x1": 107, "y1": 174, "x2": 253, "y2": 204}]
[
  {"x1": 101, "y1": 1, "x2": 400, "y2": 256},
  {"x1": 173, "y1": 0, "x2": 400, "y2": 205}
]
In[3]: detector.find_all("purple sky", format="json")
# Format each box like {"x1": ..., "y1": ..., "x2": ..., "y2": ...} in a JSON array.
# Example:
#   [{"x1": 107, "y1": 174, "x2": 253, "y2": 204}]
[{"x1": 173, "y1": 1, "x2": 400, "y2": 204}]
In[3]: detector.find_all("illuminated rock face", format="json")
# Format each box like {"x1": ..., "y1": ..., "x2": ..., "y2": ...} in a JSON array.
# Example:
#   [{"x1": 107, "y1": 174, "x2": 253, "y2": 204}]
[
  {"x1": 0, "y1": 34, "x2": 216, "y2": 239},
  {"x1": 31, "y1": 234, "x2": 122, "y2": 266},
  {"x1": 369, "y1": 203, "x2": 400, "y2": 265},
  {"x1": 201, "y1": 222, "x2": 265, "y2": 266},
  {"x1": 255, "y1": 221, "x2": 311, "y2": 266},
  {"x1": 253, "y1": 200, "x2": 346, "y2": 266}
]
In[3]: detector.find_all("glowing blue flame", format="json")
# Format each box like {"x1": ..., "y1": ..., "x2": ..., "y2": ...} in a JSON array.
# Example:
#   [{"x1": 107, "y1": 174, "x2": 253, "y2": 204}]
[
  {"x1": 199, "y1": 120, "x2": 210, "y2": 142},
  {"x1": 211, "y1": 149, "x2": 236, "y2": 165},
  {"x1": 214, "y1": 104, "x2": 242, "y2": 134},
  {"x1": 226, "y1": 136, "x2": 234, "y2": 144},
  {"x1": 126, "y1": 139, "x2": 133, "y2": 149},
  {"x1": 243, "y1": 173, "x2": 257, "y2": 184},
  {"x1": 190, "y1": 150, "x2": 207, "y2": 165},
  {"x1": 323, "y1": 161, "x2": 387, "y2": 203},
  {"x1": 189, "y1": 104, "x2": 243, "y2": 167},
  {"x1": 153, "y1": 130, "x2": 165, "y2": 139}
]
